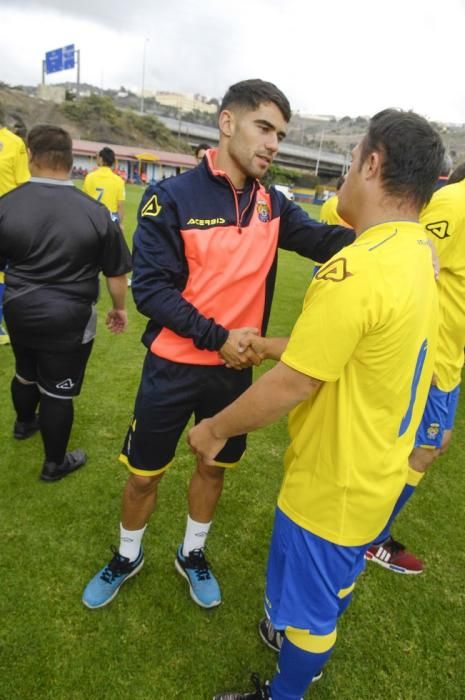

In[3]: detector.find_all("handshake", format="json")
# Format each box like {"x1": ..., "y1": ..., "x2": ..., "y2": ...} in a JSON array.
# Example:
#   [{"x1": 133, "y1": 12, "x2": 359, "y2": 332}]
[{"x1": 219, "y1": 327, "x2": 269, "y2": 370}]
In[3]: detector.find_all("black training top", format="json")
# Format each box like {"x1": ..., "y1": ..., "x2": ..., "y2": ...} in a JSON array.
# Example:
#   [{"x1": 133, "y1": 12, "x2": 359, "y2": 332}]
[{"x1": 0, "y1": 177, "x2": 132, "y2": 349}]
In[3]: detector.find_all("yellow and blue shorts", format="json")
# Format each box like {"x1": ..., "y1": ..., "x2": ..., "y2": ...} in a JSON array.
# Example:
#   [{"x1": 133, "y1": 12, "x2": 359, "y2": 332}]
[
  {"x1": 415, "y1": 384, "x2": 460, "y2": 448},
  {"x1": 120, "y1": 351, "x2": 252, "y2": 475},
  {"x1": 264, "y1": 508, "x2": 367, "y2": 635}
]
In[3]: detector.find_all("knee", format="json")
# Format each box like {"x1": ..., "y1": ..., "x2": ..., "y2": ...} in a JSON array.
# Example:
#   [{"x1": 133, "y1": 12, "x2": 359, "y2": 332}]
[
  {"x1": 127, "y1": 472, "x2": 162, "y2": 496},
  {"x1": 196, "y1": 460, "x2": 226, "y2": 483}
]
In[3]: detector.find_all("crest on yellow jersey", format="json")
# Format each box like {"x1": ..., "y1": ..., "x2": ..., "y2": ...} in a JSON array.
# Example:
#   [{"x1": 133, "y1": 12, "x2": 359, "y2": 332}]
[
  {"x1": 315, "y1": 257, "x2": 353, "y2": 282},
  {"x1": 141, "y1": 194, "x2": 162, "y2": 218}
]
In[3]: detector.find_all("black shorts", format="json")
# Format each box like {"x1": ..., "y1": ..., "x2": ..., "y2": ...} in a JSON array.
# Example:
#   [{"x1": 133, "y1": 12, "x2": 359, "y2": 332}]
[
  {"x1": 12, "y1": 340, "x2": 94, "y2": 399},
  {"x1": 120, "y1": 352, "x2": 253, "y2": 475}
]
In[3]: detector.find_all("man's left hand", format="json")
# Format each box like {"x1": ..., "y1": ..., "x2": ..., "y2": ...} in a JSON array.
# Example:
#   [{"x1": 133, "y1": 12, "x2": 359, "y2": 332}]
[{"x1": 106, "y1": 309, "x2": 128, "y2": 333}]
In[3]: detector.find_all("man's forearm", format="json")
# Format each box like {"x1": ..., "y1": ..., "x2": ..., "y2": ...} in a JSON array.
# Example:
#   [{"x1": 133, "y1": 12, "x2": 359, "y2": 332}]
[
  {"x1": 106, "y1": 274, "x2": 128, "y2": 309},
  {"x1": 262, "y1": 337, "x2": 289, "y2": 361},
  {"x1": 210, "y1": 361, "x2": 321, "y2": 440}
]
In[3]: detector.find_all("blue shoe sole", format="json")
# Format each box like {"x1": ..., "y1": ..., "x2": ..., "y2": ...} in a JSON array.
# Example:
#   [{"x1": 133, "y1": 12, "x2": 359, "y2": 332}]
[
  {"x1": 174, "y1": 557, "x2": 221, "y2": 609},
  {"x1": 82, "y1": 557, "x2": 144, "y2": 609}
]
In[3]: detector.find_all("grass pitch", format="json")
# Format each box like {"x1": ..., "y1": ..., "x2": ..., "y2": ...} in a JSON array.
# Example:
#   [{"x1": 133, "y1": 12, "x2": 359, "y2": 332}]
[{"x1": 0, "y1": 186, "x2": 464, "y2": 699}]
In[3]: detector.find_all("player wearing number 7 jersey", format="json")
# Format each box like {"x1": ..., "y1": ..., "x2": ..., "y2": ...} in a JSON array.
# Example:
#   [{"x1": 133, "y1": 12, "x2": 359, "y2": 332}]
[
  {"x1": 188, "y1": 109, "x2": 444, "y2": 700},
  {"x1": 83, "y1": 147, "x2": 125, "y2": 226}
]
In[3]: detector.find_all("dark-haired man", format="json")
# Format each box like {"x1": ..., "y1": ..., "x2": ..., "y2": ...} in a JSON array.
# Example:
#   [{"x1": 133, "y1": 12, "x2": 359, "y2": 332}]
[
  {"x1": 188, "y1": 108, "x2": 443, "y2": 699},
  {"x1": 194, "y1": 142, "x2": 211, "y2": 163},
  {"x1": 0, "y1": 125, "x2": 131, "y2": 481},
  {"x1": 82, "y1": 78, "x2": 355, "y2": 611},
  {"x1": 83, "y1": 146, "x2": 126, "y2": 227}
]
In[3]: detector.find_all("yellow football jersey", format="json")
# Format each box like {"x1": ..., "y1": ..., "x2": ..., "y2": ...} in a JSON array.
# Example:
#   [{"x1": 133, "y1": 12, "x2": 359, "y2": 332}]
[
  {"x1": 0, "y1": 127, "x2": 30, "y2": 196},
  {"x1": 319, "y1": 195, "x2": 348, "y2": 226},
  {"x1": 420, "y1": 181, "x2": 465, "y2": 392},
  {"x1": 279, "y1": 222, "x2": 438, "y2": 547},
  {"x1": 83, "y1": 166, "x2": 125, "y2": 214}
]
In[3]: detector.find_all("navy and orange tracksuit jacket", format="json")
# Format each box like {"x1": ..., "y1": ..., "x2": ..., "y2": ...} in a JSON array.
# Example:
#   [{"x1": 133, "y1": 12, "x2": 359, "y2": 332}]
[{"x1": 132, "y1": 150, "x2": 355, "y2": 365}]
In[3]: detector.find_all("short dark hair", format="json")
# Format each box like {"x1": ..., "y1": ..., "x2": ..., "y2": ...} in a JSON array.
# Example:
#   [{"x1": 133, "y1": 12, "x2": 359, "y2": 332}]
[
  {"x1": 195, "y1": 142, "x2": 211, "y2": 157},
  {"x1": 448, "y1": 162, "x2": 465, "y2": 185},
  {"x1": 336, "y1": 175, "x2": 345, "y2": 191},
  {"x1": 27, "y1": 125, "x2": 73, "y2": 171},
  {"x1": 99, "y1": 146, "x2": 115, "y2": 166},
  {"x1": 360, "y1": 109, "x2": 444, "y2": 209},
  {"x1": 220, "y1": 79, "x2": 291, "y2": 122}
]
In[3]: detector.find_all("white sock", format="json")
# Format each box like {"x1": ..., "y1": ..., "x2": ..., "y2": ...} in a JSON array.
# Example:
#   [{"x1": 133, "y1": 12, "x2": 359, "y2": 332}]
[
  {"x1": 182, "y1": 515, "x2": 211, "y2": 556},
  {"x1": 119, "y1": 523, "x2": 146, "y2": 562}
]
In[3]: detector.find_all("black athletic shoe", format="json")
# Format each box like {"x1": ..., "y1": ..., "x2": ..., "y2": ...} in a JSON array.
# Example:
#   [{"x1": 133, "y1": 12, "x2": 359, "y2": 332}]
[
  {"x1": 258, "y1": 617, "x2": 323, "y2": 682},
  {"x1": 258, "y1": 617, "x2": 285, "y2": 652},
  {"x1": 40, "y1": 449, "x2": 87, "y2": 482},
  {"x1": 213, "y1": 674, "x2": 271, "y2": 700},
  {"x1": 13, "y1": 415, "x2": 40, "y2": 440}
]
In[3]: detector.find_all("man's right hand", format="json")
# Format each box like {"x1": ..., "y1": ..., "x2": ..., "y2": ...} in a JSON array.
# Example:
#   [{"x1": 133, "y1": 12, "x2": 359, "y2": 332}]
[{"x1": 219, "y1": 327, "x2": 262, "y2": 369}]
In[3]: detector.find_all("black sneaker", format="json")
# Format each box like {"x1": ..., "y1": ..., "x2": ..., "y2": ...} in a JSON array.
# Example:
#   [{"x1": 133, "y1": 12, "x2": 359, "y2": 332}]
[
  {"x1": 40, "y1": 449, "x2": 87, "y2": 482},
  {"x1": 258, "y1": 617, "x2": 323, "y2": 682},
  {"x1": 13, "y1": 415, "x2": 39, "y2": 440},
  {"x1": 213, "y1": 673, "x2": 271, "y2": 700},
  {"x1": 258, "y1": 617, "x2": 285, "y2": 652}
]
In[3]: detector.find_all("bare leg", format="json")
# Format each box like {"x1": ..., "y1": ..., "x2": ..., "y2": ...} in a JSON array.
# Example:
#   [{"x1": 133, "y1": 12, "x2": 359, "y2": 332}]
[
  {"x1": 187, "y1": 458, "x2": 226, "y2": 523},
  {"x1": 121, "y1": 472, "x2": 165, "y2": 530}
]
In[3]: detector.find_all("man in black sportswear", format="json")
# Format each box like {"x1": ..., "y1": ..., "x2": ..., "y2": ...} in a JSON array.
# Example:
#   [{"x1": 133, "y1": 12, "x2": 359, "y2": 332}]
[{"x1": 0, "y1": 125, "x2": 132, "y2": 481}]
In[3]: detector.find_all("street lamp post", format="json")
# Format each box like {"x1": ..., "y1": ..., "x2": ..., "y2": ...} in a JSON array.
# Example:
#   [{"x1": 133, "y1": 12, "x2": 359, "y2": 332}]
[{"x1": 140, "y1": 38, "x2": 149, "y2": 114}]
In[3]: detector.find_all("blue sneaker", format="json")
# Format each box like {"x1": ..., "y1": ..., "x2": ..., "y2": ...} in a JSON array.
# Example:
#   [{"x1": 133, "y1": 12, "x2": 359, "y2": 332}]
[
  {"x1": 82, "y1": 546, "x2": 144, "y2": 609},
  {"x1": 175, "y1": 546, "x2": 221, "y2": 608}
]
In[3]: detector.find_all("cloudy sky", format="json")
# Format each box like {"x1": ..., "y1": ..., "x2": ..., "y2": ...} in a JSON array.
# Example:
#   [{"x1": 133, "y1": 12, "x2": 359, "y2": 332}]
[{"x1": 1, "y1": 0, "x2": 464, "y2": 123}]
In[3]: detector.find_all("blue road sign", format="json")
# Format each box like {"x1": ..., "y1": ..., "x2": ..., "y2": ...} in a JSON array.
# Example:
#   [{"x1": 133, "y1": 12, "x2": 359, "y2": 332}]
[
  {"x1": 63, "y1": 44, "x2": 75, "y2": 70},
  {"x1": 45, "y1": 45, "x2": 75, "y2": 74},
  {"x1": 45, "y1": 48, "x2": 63, "y2": 74}
]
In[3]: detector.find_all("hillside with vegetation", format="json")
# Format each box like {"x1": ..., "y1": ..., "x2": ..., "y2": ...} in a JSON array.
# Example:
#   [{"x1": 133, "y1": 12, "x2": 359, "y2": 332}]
[{"x1": 0, "y1": 85, "x2": 188, "y2": 152}]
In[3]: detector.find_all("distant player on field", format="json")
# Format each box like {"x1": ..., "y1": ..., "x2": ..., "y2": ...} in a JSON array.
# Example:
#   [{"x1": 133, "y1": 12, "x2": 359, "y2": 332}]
[
  {"x1": 318, "y1": 175, "x2": 348, "y2": 226},
  {"x1": 189, "y1": 109, "x2": 443, "y2": 700},
  {"x1": 194, "y1": 142, "x2": 211, "y2": 163},
  {"x1": 83, "y1": 146, "x2": 126, "y2": 227},
  {"x1": 366, "y1": 162, "x2": 465, "y2": 574}
]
